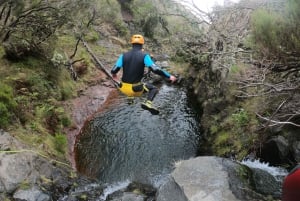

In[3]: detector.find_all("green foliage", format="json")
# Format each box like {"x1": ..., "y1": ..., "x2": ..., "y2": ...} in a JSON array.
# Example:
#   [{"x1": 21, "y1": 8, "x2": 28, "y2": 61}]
[
  {"x1": 287, "y1": 0, "x2": 300, "y2": 24},
  {"x1": 33, "y1": 104, "x2": 71, "y2": 135},
  {"x1": 208, "y1": 105, "x2": 259, "y2": 160},
  {"x1": 53, "y1": 133, "x2": 67, "y2": 155},
  {"x1": 85, "y1": 30, "x2": 100, "y2": 42},
  {"x1": 285, "y1": 0, "x2": 300, "y2": 51},
  {"x1": 114, "y1": 20, "x2": 128, "y2": 37},
  {"x1": 250, "y1": 9, "x2": 283, "y2": 55},
  {"x1": 92, "y1": 0, "x2": 127, "y2": 36},
  {"x1": 130, "y1": 0, "x2": 169, "y2": 37},
  {"x1": 213, "y1": 131, "x2": 232, "y2": 156},
  {"x1": 142, "y1": 15, "x2": 160, "y2": 38},
  {"x1": 57, "y1": 68, "x2": 76, "y2": 101},
  {"x1": 250, "y1": 0, "x2": 300, "y2": 57},
  {"x1": 231, "y1": 109, "x2": 249, "y2": 127},
  {"x1": 0, "y1": 103, "x2": 9, "y2": 128},
  {"x1": 0, "y1": 83, "x2": 17, "y2": 128}
]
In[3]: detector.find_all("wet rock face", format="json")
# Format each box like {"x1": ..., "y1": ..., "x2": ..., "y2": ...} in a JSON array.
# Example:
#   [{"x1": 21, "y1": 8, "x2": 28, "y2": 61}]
[{"x1": 259, "y1": 136, "x2": 294, "y2": 167}]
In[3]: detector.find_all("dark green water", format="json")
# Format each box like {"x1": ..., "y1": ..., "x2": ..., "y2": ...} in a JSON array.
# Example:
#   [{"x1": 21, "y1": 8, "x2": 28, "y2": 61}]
[{"x1": 75, "y1": 84, "x2": 201, "y2": 187}]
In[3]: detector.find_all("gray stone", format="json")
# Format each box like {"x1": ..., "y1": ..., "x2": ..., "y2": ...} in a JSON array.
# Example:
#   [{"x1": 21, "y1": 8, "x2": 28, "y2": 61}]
[
  {"x1": 172, "y1": 156, "x2": 239, "y2": 201},
  {"x1": 156, "y1": 176, "x2": 188, "y2": 201},
  {"x1": 13, "y1": 187, "x2": 50, "y2": 201},
  {"x1": 0, "y1": 153, "x2": 34, "y2": 193}
]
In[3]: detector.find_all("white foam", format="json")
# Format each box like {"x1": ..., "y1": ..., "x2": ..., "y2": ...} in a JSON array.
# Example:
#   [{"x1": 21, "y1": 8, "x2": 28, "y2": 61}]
[
  {"x1": 98, "y1": 180, "x2": 130, "y2": 200},
  {"x1": 240, "y1": 159, "x2": 288, "y2": 178}
]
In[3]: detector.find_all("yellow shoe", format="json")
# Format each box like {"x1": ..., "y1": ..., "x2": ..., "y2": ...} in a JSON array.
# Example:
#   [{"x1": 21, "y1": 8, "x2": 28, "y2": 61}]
[{"x1": 141, "y1": 100, "x2": 159, "y2": 115}]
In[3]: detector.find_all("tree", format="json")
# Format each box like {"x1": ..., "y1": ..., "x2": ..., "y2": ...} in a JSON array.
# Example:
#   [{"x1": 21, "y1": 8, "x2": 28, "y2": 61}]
[{"x1": 0, "y1": 0, "x2": 96, "y2": 60}]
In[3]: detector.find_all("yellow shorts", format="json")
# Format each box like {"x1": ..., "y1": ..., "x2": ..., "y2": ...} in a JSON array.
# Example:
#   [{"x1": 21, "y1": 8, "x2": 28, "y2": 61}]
[{"x1": 119, "y1": 82, "x2": 146, "y2": 97}]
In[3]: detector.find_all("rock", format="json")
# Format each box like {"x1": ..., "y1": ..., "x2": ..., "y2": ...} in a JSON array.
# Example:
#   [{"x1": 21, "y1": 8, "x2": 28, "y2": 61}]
[
  {"x1": 156, "y1": 176, "x2": 188, "y2": 201},
  {"x1": 164, "y1": 156, "x2": 272, "y2": 201},
  {"x1": 251, "y1": 168, "x2": 282, "y2": 198},
  {"x1": 171, "y1": 156, "x2": 239, "y2": 201},
  {"x1": 13, "y1": 186, "x2": 50, "y2": 201},
  {"x1": 0, "y1": 129, "x2": 26, "y2": 151},
  {"x1": 108, "y1": 192, "x2": 146, "y2": 201},
  {"x1": 107, "y1": 182, "x2": 156, "y2": 201},
  {"x1": 259, "y1": 136, "x2": 291, "y2": 166},
  {"x1": 0, "y1": 152, "x2": 37, "y2": 193}
]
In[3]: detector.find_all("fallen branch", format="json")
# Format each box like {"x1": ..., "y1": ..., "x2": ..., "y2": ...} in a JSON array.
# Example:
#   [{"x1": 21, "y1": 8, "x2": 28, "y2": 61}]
[{"x1": 256, "y1": 112, "x2": 300, "y2": 127}]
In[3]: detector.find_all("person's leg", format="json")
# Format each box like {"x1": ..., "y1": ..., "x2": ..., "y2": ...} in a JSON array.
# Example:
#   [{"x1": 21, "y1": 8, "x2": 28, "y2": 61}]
[
  {"x1": 144, "y1": 83, "x2": 158, "y2": 101},
  {"x1": 141, "y1": 83, "x2": 159, "y2": 115}
]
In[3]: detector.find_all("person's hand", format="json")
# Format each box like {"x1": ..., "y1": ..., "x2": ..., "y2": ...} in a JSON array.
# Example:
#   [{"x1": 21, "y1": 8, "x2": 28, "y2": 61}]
[
  {"x1": 112, "y1": 73, "x2": 118, "y2": 81},
  {"x1": 169, "y1": 75, "x2": 177, "y2": 83}
]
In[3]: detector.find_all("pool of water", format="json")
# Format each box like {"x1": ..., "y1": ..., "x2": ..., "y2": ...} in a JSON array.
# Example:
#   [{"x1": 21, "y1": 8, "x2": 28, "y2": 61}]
[{"x1": 74, "y1": 84, "x2": 202, "y2": 187}]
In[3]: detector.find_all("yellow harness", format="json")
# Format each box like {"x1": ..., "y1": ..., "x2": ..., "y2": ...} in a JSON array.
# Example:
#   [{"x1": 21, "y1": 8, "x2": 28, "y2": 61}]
[{"x1": 119, "y1": 82, "x2": 148, "y2": 97}]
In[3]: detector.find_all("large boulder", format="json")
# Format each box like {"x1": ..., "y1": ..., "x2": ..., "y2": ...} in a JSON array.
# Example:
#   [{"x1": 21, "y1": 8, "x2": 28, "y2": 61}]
[{"x1": 156, "y1": 156, "x2": 276, "y2": 201}]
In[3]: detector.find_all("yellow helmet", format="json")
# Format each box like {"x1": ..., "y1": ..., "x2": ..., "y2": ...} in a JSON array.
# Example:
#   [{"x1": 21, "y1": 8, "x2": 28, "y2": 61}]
[{"x1": 130, "y1": 34, "x2": 144, "y2": 45}]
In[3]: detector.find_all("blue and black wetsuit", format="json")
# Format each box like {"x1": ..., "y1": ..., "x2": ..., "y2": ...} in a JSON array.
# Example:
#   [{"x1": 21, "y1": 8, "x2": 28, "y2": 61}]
[{"x1": 111, "y1": 44, "x2": 171, "y2": 101}]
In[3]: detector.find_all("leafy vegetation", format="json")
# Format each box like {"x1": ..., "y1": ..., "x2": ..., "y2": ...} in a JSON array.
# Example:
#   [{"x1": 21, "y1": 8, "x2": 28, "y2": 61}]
[
  {"x1": 0, "y1": 83, "x2": 17, "y2": 128},
  {"x1": 250, "y1": 0, "x2": 300, "y2": 58}
]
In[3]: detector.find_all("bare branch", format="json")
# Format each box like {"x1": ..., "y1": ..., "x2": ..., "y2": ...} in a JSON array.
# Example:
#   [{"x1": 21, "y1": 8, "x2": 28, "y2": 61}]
[{"x1": 256, "y1": 112, "x2": 300, "y2": 128}]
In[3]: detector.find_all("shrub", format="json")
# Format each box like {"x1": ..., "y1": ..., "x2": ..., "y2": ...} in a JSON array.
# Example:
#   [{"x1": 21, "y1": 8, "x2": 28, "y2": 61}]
[
  {"x1": 250, "y1": 0, "x2": 300, "y2": 57},
  {"x1": 250, "y1": 9, "x2": 283, "y2": 55}
]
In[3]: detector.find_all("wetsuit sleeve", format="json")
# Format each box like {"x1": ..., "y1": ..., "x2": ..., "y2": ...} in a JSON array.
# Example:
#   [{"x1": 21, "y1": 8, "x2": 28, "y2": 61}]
[
  {"x1": 144, "y1": 54, "x2": 171, "y2": 78},
  {"x1": 111, "y1": 54, "x2": 123, "y2": 74}
]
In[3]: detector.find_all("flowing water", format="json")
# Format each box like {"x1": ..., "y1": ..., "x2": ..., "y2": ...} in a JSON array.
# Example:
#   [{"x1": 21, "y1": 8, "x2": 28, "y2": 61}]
[{"x1": 74, "y1": 84, "x2": 201, "y2": 191}]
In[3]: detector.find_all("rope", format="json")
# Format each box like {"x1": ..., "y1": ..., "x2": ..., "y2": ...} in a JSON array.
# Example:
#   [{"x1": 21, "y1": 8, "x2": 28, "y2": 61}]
[{"x1": 0, "y1": 149, "x2": 71, "y2": 168}]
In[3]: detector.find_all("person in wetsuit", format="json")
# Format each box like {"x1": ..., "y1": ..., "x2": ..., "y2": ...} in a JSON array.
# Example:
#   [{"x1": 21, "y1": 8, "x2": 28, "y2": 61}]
[{"x1": 111, "y1": 34, "x2": 177, "y2": 115}]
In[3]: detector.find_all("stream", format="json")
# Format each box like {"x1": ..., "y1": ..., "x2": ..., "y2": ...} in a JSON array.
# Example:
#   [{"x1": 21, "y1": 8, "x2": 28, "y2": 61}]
[{"x1": 74, "y1": 83, "x2": 202, "y2": 197}]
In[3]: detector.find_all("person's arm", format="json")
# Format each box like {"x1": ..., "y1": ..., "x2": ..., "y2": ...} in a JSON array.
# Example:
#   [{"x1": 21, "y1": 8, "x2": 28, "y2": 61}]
[
  {"x1": 111, "y1": 54, "x2": 123, "y2": 76},
  {"x1": 144, "y1": 54, "x2": 177, "y2": 83}
]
